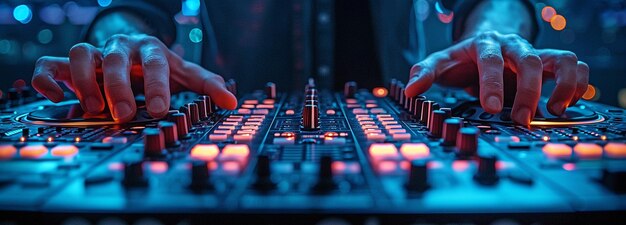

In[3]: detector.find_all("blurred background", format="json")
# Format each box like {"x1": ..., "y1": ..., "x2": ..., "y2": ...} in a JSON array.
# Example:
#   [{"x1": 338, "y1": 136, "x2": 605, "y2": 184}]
[{"x1": 0, "y1": 0, "x2": 625, "y2": 107}]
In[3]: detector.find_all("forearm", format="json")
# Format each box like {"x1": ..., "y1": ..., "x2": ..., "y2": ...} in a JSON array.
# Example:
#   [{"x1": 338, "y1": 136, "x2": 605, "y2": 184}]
[
  {"x1": 460, "y1": 0, "x2": 534, "y2": 40},
  {"x1": 87, "y1": 11, "x2": 155, "y2": 47}
]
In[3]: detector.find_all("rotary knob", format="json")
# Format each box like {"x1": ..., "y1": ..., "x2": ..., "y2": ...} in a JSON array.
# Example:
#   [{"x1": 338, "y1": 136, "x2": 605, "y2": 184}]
[
  {"x1": 428, "y1": 110, "x2": 447, "y2": 138},
  {"x1": 186, "y1": 103, "x2": 200, "y2": 125},
  {"x1": 405, "y1": 159, "x2": 429, "y2": 192},
  {"x1": 265, "y1": 82, "x2": 277, "y2": 99},
  {"x1": 122, "y1": 161, "x2": 148, "y2": 187},
  {"x1": 158, "y1": 121, "x2": 180, "y2": 147},
  {"x1": 344, "y1": 81, "x2": 357, "y2": 98},
  {"x1": 442, "y1": 118, "x2": 462, "y2": 146},
  {"x1": 302, "y1": 104, "x2": 320, "y2": 131},
  {"x1": 193, "y1": 99, "x2": 208, "y2": 120},
  {"x1": 190, "y1": 161, "x2": 212, "y2": 191},
  {"x1": 420, "y1": 100, "x2": 439, "y2": 125},
  {"x1": 389, "y1": 79, "x2": 398, "y2": 99},
  {"x1": 179, "y1": 106, "x2": 193, "y2": 130},
  {"x1": 474, "y1": 154, "x2": 499, "y2": 185},
  {"x1": 412, "y1": 96, "x2": 426, "y2": 117},
  {"x1": 199, "y1": 95, "x2": 214, "y2": 115},
  {"x1": 143, "y1": 128, "x2": 166, "y2": 157},
  {"x1": 456, "y1": 127, "x2": 479, "y2": 157},
  {"x1": 168, "y1": 112, "x2": 190, "y2": 139}
]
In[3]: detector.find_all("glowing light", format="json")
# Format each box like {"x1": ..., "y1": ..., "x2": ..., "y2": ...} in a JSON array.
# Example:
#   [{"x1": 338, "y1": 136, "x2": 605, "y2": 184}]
[
  {"x1": 108, "y1": 162, "x2": 124, "y2": 171},
  {"x1": 452, "y1": 160, "x2": 470, "y2": 172},
  {"x1": 19, "y1": 136, "x2": 26, "y2": 142},
  {"x1": 542, "y1": 143, "x2": 572, "y2": 159},
  {"x1": 562, "y1": 163, "x2": 576, "y2": 171},
  {"x1": 573, "y1": 143, "x2": 603, "y2": 159},
  {"x1": 372, "y1": 87, "x2": 388, "y2": 98},
  {"x1": 221, "y1": 144, "x2": 250, "y2": 159},
  {"x1": 604, "y1": 142, "x2": 626, "y2": 158},
  {"x1": 542, "y1": 136, "x2": 550, "y2": 142},
  {"x1": 39, "y1": 4, "x2": 65, "y2": 25},
  {"x1": 222, "y1": 161, "x2": 241, "y2": 173},
  {"x1": 13, "y1": 5, "x2": 32, "y2": 24},
  {"x1": 494, "y1": 135, "x2": 520, "y2": 143},
  {"x1": 149, "y1": 161, "x2": 169, "y2": 174},
  {"x1": 51, "y1": 145, "x2": 79, "y2": 157},
  {"x1": 97, "y1": 0, "x2": 112, "y2": 7},
  {"x1": 572, "y1": 136, "x2": 579, "y2": 141},
  {"x1": 368, "y1": 143, "x2": 398, "y2": 160},
  {"x1": 47, "y1": 136, "x2": 54, "y2": 143},
  {"x1": 190, "y1": 144, "x2": 219, "y2": 161},
  {"x1": 550, "y1": 15, "x2": 566, "y2": 31},
  {"x1": 376, "y1": 161, "x2": 398, "y2": 173},
  {"x1": 541, "y1": 6, "x2": 557, "y2": 22},
  {"x1": 582, "y1": 84, "x2": 596, "y2": 100},
  {"x1": 600, "y1": 135, "x2": 607, "y2": 141},
  {"x1": 0, "y1": 145, "x2": 17, "y2": 159},
  {"x1": 182, "y1": 0, "x2": 200, "y2": 16},
  {"x1": 434, "y1": 2, "x2": 453, "y2": 24},
  {"x1": 20, "y1": 145, "x2": 48, "y2": 158},
  {"x1": 189, "y1": 28, "x2": 203, "y2": 43},
  {"x1": 400, "y1": 143, "x2": 430, "y2": 161},
  {"x1": 618, "y1": 88, "x2": 626, "y2": 108},
  {"x1": 37, "y1": 29, "x2": 53, "y2": 44}
]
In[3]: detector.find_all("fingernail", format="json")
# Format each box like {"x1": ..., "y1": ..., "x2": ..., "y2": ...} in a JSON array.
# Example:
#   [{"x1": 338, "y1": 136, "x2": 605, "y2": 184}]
[
  {"x1": 485, "y1": 95, "x2": 502, "y2": 111},
  {"x1": 148, "y1": 96, "x2": 167, "y2": 115},
  {"x1": 550, "y1": 101, "x2": 566, "y2": 115},
  {"x1": 513, "y1": 107, "x2": 532, "y2": 125},
  {"x1": 113, "y1": 101, "x2": 132, "y2": 121},
  {"x1": 85, "y1": 96, "x2": 101, "y2": 114}
]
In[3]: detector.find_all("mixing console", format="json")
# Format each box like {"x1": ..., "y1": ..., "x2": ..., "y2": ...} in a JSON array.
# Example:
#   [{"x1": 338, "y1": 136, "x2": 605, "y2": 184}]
[{"x1": 0, "y1": 79, "x2": 625, "y2": 224}]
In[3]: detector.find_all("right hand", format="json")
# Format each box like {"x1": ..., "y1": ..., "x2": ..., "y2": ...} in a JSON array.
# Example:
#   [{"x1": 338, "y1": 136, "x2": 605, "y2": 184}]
[{"x1": 32, "y1": 34, "x2": 237, "y2": 123}]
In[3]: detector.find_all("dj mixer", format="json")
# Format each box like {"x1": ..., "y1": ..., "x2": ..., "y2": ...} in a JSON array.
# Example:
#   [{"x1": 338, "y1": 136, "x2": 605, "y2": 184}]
[{"x1": 0, "y1": 78, "x2": 625, "y2": 224}]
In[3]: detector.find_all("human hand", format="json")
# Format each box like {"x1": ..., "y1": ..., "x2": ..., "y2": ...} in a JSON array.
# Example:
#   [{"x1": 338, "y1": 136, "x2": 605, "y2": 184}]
[
  {"x1": 32, "y1": 34, "x2": 237, "y2": 123},
  {"x1": 405, "y1": 31, "x2": 589, "y2": 125}
]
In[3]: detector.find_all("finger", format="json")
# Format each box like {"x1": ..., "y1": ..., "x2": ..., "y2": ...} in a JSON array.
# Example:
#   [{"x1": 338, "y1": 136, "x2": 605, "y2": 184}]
[
  {"x1": 69, "y1": 43, "x2": 105, "y2": 114},
  {"x1": 501, "y1": 35, "x2": 543, "y2": 125},
  {"x1": 102, "y1": 35, "x2": 137, "y2": 122},
  {"x1": 138, "y1": 37, "x2": 170, "y2": 118},
  {"x1": 538, "y1": 49, "x2": 579, "y2": 116},
  {"x1": 169, "y1": 53, "x2": 237, "y2": 109},
  {"x1": 404, "y1": 52, "x2": 445, "y2": 98},
  {"x1": 570, "y1": 61, "x2": 589, "y2": 106},
  {"x1": 32, "y1": 56, "x2": 71, "y2": 102},
  {"x1": 474, "y1": 34, "x2": 504, "y2": 113}
]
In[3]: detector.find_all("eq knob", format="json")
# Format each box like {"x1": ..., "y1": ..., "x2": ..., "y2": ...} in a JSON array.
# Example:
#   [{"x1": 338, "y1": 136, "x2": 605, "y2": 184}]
[
  {"x1": 405, "y1": 159, "x2": 429, "y2": 193},
  {"x1": 344, "y1": 81, "x2": 357, "y2": 98},
  {"x1": 253, "y1": 155, "x2": 276, "y2": 191},
  {"x1": 420, "y1": 100, "x2": 439, "y2": 125},
  {"x1": 474, "y1": 154, "x2": 499, "y2": 185},
  {"x1": 302, "y1": 104, "x2": 320, "y2": 131},
  {"x1": 313, "y1": 155, "x2": 336, "y2": 192},
  {"x1": 199, "y1": 95, "x2": 214, "y2": 114},
  {"x1": 143, "y1": 128, "x2": 166, "y2": 157},
  {"x1": 122, "y1": 161, "x2": 148, "y2": 187},
  {"x1": 412, "y1": 96, "x2": 426, "y2": 117},
  {"x1": 158, "y1": 121, "x2": 180, "y2": 147},
  {"x1": 169, "y1": 113, "x2": 190, "y2": 139},
  {"x1": 442, "y1": 118, "x2": 462, "y2": 146},
  {"x1": 190, "y1": 161, "x2": 212, "y2": 191},
  {"x1": 193, "y1": 99, "x2": 208, "y2": 120},
  {"x1": 186, "y1": 103, "x2": 200, "y2": 125},
  {"x1": 456, "y1": 127, "x2": 479, "y2": 157},
  {"x1": 179, "y1": 106, "x2": 193, "y2": 130},
  {"x1": 265, "y1": 82, "x2": 277, "y2": 99},
  {"x1": 389, "y1": 79, "x2": 397, "y2": 99},
  {"x1": 428, "y1": 110, "x2": 447, "y2": 138}
]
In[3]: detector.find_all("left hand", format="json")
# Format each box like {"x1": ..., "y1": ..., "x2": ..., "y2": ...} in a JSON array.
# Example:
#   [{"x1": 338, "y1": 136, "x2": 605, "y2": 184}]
[{"x1": 404, "y1": 31, "x2": 589, "y2": 125}]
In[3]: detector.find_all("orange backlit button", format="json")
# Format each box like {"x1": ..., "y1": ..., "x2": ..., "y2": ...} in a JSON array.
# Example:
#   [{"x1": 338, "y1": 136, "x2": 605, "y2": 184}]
[
  {"x1": 191, "y1": 144, "x2": 219, "y2": 161},
  {"x1": 357, "y1": 116, "x2": 373, "y2": 121},
  {"x1": 148, "y1": 161, "x2": 168, "y2": 174},
  {"x1": 324, "y1": 132, "x2": 339, "y2": 137},
  {"x1": 218, "y1": 125, "x2": 237, "y2": 130},
  {"x1": 387, "y1": 129, "x2": 406, "y2": 134},
  {"x1": 237, "y1": 109, "x2": 251, "y2": 114},
  {"x1": 392, "y1": 133, "x2": 411, "y2": 141},
  {"x1": 245, "y1": 121, "x2": 262, "y2": 126},
  {"x1": 384, "y1": 125, "x2": 402, "y2": 130},
  {"x1": 366, "y1": 133, "x2": 387, "y2": 142},
  {"x1": 364, "y1": 129, "x2": 382, "y2": 134},
  {"x1": 226, "y1": 117, "x2": 243, "y2": 122},
  {"x1": 234, "y1": 134, "x2": 254, "y2": 142},
  {"x1": 102, "y1": 136, "x2": 128, "y2": 144},
  {"x1": 542, "y1": 143, "x2": 572, "y2": 159},
  {"x1": 285, "y1": 109, "x2": 295, "y2": 115},
  {"x1": 51, "y1": 145, "x2": 79, "y2": 157},
  {"x1": 221, "y1": 144, "x2": 250, "y2": 159},
  {"x1": 209, "y1": 134, "x2": 228, "y2": 142},
  {"x1": 346, "y1": 99, "x2": 357, "y2": 104},
  {"x1": 213, "y1": 129, "x2": 232, "y2": 134},
  {"x1": 362, "y1": 125, "x2": 379, "y2": 130},
  {"x1": 222, "y1": 121, "x2": 239, "y2": 126},
  {"x1": 353, "y1": 108, "x2": 368, "y2": 114},
  {"x1": 370, "y1": 108, "x2": 386, "y2": 114},
  {"x1": 20, "y1": 145, "x2": 48, "y2": 158},
  {"x1": 604, "y1": 142, "x2": 626, "y2": 158},
  {"x1": 494, "y1": 135, "x2": 520, "y2": 143},
  {"x1": 0, "y1": 145, "x2": 17, "y2": 159},
  {"x1": 241, "y1": 104, "x2": 255, "y2": 109},
  {"x1": 256, "y1": 104, "x2": 274, "y2": 109},
  {"x1": 252, "y1": 109, "x2": 269, "y2": 115},
  {"x1": 359, "y1": 121, "x2": 375, "y2": 126},
  {"x1": 241, "y1": 125, "x2": 259, "y2": 130},
  {"x1": 380, "y1": 120, "x2": 398, "y2": 126},
  {"x1": 365, "y1": 104, "x2": 378, "y2": 108},
  {"x1": 243, "y1": 100, "x2": 259, "y2": 104},
  {"x1": 368, "y1": 143, "x2": 399, "y2": 160},
  {"x1": 263, "y1": 99, "x2": 275, "y2": 104},
  {"x1": 326, "y1": 109, "x2": 336, "y2": 115},
  {"x1": 372, "y1": 87, "x2": 388, "y2": 98},
  {"x1": 237, "y1": 129, "x2": 256, "y2": 135},
  {"x1": 376, "y1": 114, "x2": 392, "y2": 118},
  {"x1": 378, "y1": 117, "x2": 395, "y2": 122},
  {"x1": 247, "y1": 118, "x2": 264, "y2": 122},
  {"x1": 400, "y1": 143, "x2": 430, "y2": 160},
  {"x1": 249, "y1": 115, "x2": 265, "y2": 119},
  {"x1": 573, "y1": 143, "x2": 603, "y2": 159}
]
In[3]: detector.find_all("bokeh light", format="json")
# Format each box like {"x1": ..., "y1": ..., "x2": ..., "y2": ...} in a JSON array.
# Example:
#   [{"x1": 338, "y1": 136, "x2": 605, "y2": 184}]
[
  {"x1": 582, "y1": 84, "x2": 596, "y2": 100},
  {"x1": 541, "y1": 6, "x2": 557, "y2": 22},
  {"x1": 189, "y1": 28, "x2": 203, "y2": 43},
  {"x1": 37, "y1": 29, "x2": 53, "y2": 44},
  {"x1": 550, "y1": 15, "x2": 567, "y2": 31},
  {"x1": 434, "y1": 1, "x2": 454, "y2": 24},
  {"x1": 618, "y1": 88, "x2": 626, "y2": 108},
  {"x1": 13, "y1": 5, "x2": 32, "y2": 24},
  {"x1": 182, "y1": 0, "x2": 200, "y2": 16},
  {"x1": 39, "y1": 4, "x2": 65, "y2": 25},
  {"x1": 97, "y1": 0, "x2": 113, "y2": 7}
]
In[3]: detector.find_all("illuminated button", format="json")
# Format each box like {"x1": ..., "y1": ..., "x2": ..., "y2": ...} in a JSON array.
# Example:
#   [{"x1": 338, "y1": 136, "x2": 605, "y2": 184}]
[
  {"x1": 51, "y1": 145, "x2": 79, "y2": 157},
  {"x1": 273, "y1": 137, "x2": 295, "y2": 145},
  {"x1": 191, "y1": 144, "x2": 219, "y2": 161},
  {"x1": 209, "y1": 134, "x2": 228, "y2": 142},
  {"x1": 237, "y1": 129, "x2": 256, "y2": 135},
  {"x1": 370, "y1": 108, "x2": 386, "y2": 114},
  {"x1": 376, "y1": 114, "x2": 392, "y2": 118},
  {"x1": 362, "y1": 125, "x2": 379, "y2": 130},
  {"x1": 326, "y1": 109, "x2": 336, "y2": 115},
  {"x1": 388, "y1": 129, "x2": 406, "y2": 134},
  {"x1": 542, "y1": 143, "x2": 572, "y2": 159},
  {"x1": 221, "y1": 144, "x2": 250, "y2": 161},
  {"x1": 377, "y1": 117, "x2": 395, "y2": 121},
  {"x1": 241, "y1": 125, "x2": 259, "y2": 130},
  {"x1": 285, "y1": 109, "x2": 295, "y2": 115},
  {"x1": 218, "y1": 125, "x2": 237, "y2": 130},
  {"x1": 367, "y1": 133, "x2": 387, "y2": 142},
  {"x1": 237, "y1": 109, "x2": 251, "y2": 114},
  {"x1": 494, "y1": 135, "x2": 520, "y2": 143},
  {"x1": 222, "y1": 121, "x2": 239, "y2": 126},
  {"x1": 250, "y1": 115, "x2": 265, "y2": 119},
  {"x1": 213, "y1": 129, "x2": 232, "y2": 134},
  {"x1": 102, "y1": 136, "x2": 128, "y2": 144},
  {"x1": 357, "y1": 116, "x2": 373, "y2": 121},
  {"x1": 605, "y1": 142, "x2": 626, "y2": 158},
  {"x1": 245, "y1": 121, "x2": 262, "y2": 126},
  {"x1": 359, "y1": 121, "x2": 375, "y2": 126},
  {"x1": 346, "y1": 99, "x2": 357, "y2": 104},
  {"x1": 380, "y1": 120, "x2": 398, "y2": 126},
  {"x1": 233, "y1": 134, "x2": 254, "y2": 142},
  {"x1": 244, "y1": 100, "x2": 258, "y2": 104},
  {"x1": 573, "y1": 143, "x2": 603, "y2": 159},
  {"x1": 241, "y1": 104, "x2": 255, "y2": 109},
  {"x1": 352, "y1": 108, "x2": 368, "y2": 114},
  {"x1": 364, "y1": 129, "x2": 382, "y2": 134},
  {"x1": 400, "y1": 143, "x2": 430, "y2": 160},
  {"x1": 148, "y1": 161, "x2": 168, "y2": 174},
  {"x1": 324, "y1": 137, "x2": 346, "y2": 145},
  {"x1": 20, "y1": 145, "x2": 48, "y2": 158},
  {"x1": 247, "y1": 118, "x2": 264, "y2": 122},
  {"x1": 368, "y1": 143, "x2": 399, "y2": 160},
  {"x1": 0, "y1": 145, "x2": 17, "y2": 159},
  {"x1": 281, "y1": 132, "x2": 295, "y2": 137},
  {"x1": 252, "y1": 109, "x2": 269, "y2": 115},
  {"x1": 384, "y1": 125, "x2": 402, "y2": 130},
  {"x1": 226, "y1": 117, "x2": 243, "y2": 122},
  {"x1": 256, "y1": 104, "x2": 274, "y2": 109},
  {"x1": 392, "y1": 133, "x2": 411, "y2": 141},
  {"x1": 263, "y1": 99, "x2": 275, "y2": 104}
]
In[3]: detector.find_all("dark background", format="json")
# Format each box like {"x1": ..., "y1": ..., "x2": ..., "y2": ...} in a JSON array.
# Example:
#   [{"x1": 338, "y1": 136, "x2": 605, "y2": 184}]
[{"x1": 0, "y1": 0, "x2": 625, "y2": 107}]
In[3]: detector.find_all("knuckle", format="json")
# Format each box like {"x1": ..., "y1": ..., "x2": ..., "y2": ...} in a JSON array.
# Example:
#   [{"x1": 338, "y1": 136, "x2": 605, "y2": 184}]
[
  {"x1": 109, "y1": 34, "x2": 129, "y2": 42},
  {"x1": 31, "y1": 73, "x2": 48, "y2": 85},
  {"x1": 103, "y1": 51, "x2": 128, "y2": 65},
  {"x1": 477, "y1": 31, "x2": 499, "y2": 40},
  {"x1": 35, "y1": 56, "x2": 53, "y2": 67},
  {"x1": 519, "y1": 54, "x2": 542, "y2": 68},
  {"x1": 142, "y1": 55, "x2": 168, "y2": 70},
  {"x1": 139, "y1": 36, "x2": 163, "y2": 46},
  {"x1": 69, "y1": 43, "x2": 92, "y2": 58},
  {"x1": 105, "y1": 78, "x2": 129, "y2": 91},
  {"x1": 480, "y1": 53, "x2": 504, "y2": 65},
  {"x1": 504, "y1": 33, "x2": 522, "y2": 41},
  {"x1": 558, "y1": 51, "x2": 578, "y2": 64},
  {"x1": 145, "y1": 79, "x2": 168, "y2": 90}
]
